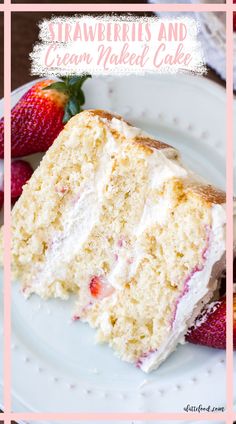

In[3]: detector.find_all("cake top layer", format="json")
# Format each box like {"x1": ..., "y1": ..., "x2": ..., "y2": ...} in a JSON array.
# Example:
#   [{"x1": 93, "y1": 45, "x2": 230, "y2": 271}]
[{"x1": 76, "y1": 109, "x2": 226, "y2": 206}]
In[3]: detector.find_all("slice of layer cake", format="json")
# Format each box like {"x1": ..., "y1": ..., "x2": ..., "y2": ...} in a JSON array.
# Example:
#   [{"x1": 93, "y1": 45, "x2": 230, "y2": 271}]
[{"x1": 12, "y1": 109, "x2": 226, "y2": 372}]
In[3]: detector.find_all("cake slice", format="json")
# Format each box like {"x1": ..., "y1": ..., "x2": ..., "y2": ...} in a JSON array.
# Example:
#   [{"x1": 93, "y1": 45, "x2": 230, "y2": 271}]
[{"x1": 12, "y1": 109, "x2": 226, "y2": 372}]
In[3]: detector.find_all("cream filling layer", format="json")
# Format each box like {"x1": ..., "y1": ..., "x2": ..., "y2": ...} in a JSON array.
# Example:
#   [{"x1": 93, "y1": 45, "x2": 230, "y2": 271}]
[
  {"x1": 30, "y1": 118, "x2": 187, "y2": 297},
  {"x1": 30, "y1": 127, "x2": 117, "y2": 297}
]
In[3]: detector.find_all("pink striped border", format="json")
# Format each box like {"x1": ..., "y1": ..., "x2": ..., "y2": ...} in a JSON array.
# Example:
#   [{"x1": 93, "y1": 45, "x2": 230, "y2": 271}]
[
  {"x1": 3, "y1": 0, "x2": 11, "y2": 419},
  {"x1": 3, "y1": 3, "x2": 230, "y2": 11},
  {"x1": 226, "y1": 0, "x2": 234, "y2": 415},
  {"x1": 1, "y1": 2, "x2": 234, "y2": 422},
  {"x1": 7, "y1": 411, "x2": 236, "y2": 420}
]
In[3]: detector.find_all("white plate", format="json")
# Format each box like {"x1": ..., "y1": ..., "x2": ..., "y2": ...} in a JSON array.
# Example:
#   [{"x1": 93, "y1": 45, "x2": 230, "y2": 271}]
[{"x1": 0, "y1": 74, "x2": 232, "y2": 415}]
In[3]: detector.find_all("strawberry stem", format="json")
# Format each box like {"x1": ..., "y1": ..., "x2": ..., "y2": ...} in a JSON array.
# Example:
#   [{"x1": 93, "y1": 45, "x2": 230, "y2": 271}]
[{"x1": 43, "y1": 74, "x2": 91, "y2": 123}]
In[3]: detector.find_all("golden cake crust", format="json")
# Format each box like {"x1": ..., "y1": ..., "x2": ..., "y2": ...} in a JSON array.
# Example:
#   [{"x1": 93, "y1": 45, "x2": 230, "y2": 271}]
[
  {"x1": 185, "y1": 182, "x2": 226, "y2": 205},
  {"x1": 88, "y1": 109, "x2": 174, "y2": 150},
  {"x1": 84, "y1": 109, "x2": 226, "y2": 206}
]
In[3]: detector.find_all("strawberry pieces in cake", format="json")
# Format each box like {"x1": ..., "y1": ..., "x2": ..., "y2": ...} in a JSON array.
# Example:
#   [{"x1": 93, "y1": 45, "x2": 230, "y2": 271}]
[{"x1": 89, "y1": 276, "x2": 114, "y2": 300}]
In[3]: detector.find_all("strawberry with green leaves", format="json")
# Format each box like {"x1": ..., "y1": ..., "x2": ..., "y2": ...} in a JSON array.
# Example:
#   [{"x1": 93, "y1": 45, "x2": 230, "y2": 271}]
[{"x1": 0, "y1": 75, "x2": 91, "y2": 158}]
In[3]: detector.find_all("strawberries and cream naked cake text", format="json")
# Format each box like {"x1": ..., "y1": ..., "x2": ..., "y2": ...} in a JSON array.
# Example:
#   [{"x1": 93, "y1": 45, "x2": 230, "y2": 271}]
[{"x1": 12, "y1": 109, "x2": 226, "y2": 372}]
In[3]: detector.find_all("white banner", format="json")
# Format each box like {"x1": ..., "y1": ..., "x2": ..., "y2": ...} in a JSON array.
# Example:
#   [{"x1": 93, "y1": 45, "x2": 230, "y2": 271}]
[{"x1": 30, "y1": 15, "x2": 206, "y2": 76}]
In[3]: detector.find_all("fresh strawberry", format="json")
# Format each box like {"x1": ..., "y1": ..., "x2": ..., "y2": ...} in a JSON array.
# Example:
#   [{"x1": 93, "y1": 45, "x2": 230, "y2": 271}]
[
  {"x1": 0, "y1": 191, "x2": 3, "y2": 209},
  {"x1": 186, "y1": 297, "x2": 226, "y2": 349},
  {"x1": 187, "y1": 294, "x2": 236, "y2": 349},
  {"x1": 229, "y1": 0, "x2": 236, "y2": 31},
  {"x1": 0, "y1": 75, "x2": 91, "y2": 158},
  {"x1": 11, "y1": 160, "x2": 33, "y2": 199},
  {"x1": 234, "y1": 12, "x2": 236, "y2": 32},
  {"x1": 234, "y1": 293, "x2": 236, "y2": 349}
]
